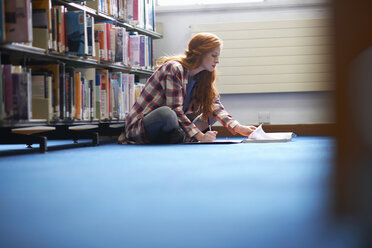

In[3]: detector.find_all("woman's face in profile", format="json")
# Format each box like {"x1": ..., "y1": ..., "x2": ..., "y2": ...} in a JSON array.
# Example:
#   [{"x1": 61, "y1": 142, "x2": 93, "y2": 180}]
[{"x1": 201, "y1": 46, "x2": 221, "y2": 72}]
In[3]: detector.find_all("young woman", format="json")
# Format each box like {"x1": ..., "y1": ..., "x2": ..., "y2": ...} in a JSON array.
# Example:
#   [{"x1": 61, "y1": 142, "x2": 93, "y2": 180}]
[{"x1": 119, "y1": 32, "x2": 256, "y2": 144}]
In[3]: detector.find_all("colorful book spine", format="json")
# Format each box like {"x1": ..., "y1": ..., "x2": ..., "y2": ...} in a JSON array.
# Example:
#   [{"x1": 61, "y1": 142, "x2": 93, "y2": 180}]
[
  {"x1": 95, "y1": 74, "x2": 101, "y2": 119},
  {"x1": 86, "y1": 15, "x2": 95, "y2": 56},
  {"x1": 139, "y1": 35, "x2": 146, "y2": 68},
  {"x1": 110, "y1": 72, "x2": 120, "y2": 119},
  {"x1": 74, "y1": 71, "x2": 82, "y2": 120},
  {"x1": 129, "y1": 34, "x2": 140, "y2": 67},
  {"x1": 66, "y1": 10, "x2": 88, "y2": 55}
]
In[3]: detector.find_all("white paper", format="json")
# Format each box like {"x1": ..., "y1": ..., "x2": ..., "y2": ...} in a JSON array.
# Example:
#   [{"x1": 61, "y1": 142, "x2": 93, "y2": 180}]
[{"x1": 245, "y1": 124, "x2": 294, "y2": 142}]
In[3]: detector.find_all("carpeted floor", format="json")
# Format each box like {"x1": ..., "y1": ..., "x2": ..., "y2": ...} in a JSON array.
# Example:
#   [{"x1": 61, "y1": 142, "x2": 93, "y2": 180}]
[{"x1": 0, "y1": 136, "x2": 361, "y2": 248}]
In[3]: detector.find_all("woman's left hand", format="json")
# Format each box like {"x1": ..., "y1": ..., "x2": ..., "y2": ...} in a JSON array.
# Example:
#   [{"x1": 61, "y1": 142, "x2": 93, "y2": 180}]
[{"x1": 234, "y1": 124, "x2": 257, "y2": 137}]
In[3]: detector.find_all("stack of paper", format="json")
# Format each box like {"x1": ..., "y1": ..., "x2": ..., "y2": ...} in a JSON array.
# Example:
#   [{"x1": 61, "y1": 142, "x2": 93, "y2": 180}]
[{"x1": 243, "y1": 124, "x2": 294, "y2": 143}]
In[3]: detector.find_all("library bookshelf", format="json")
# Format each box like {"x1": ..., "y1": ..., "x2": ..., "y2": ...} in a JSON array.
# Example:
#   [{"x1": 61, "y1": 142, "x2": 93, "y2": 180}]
[{"x1": 0, "y1": 0, "x2": 161, "y2": 152}]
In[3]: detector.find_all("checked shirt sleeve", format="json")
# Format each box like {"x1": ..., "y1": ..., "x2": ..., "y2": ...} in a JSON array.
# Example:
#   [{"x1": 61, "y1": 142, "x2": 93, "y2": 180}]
[{"x1": 212, "y1": 98, "x2": 239, "y2": 135}]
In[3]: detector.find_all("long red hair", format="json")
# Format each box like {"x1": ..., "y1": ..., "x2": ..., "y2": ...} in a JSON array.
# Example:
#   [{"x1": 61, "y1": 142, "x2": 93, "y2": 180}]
[{"x1": 158, "y1": 32, "x2": 222, "y2": 120}]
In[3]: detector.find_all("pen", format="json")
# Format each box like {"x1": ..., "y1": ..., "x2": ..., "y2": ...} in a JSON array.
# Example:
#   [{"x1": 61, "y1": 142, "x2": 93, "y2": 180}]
[{"x1": 208, "y1": 117, "x2": 212, "y2": 131}]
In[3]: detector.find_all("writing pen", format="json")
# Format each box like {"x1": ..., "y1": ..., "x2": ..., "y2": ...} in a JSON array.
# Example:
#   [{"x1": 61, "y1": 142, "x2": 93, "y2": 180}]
[{"x1": 208, "y1": 117, "x2": 212, "y2": 131}]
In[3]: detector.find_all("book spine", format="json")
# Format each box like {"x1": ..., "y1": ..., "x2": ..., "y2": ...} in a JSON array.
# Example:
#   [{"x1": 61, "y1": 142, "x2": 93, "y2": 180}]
[
  {"x1": 0, "y1": 65, "x2": 3, "y2": 120},
  {"x1": 115, "y1": 27, "x2": 123, "y2": 63},
  {"x1": 65, "y1": 75, "x2": 71, "y2": 119},
  {"x1": 3, "y1": 65, "x2": 13, "y2": 120},
  {"x1": 59, "y1": 63, "x2": 66, "y2": 120},
  {"x1": 66, "y1": 11, "x2": 87, "y2": 55},
  {"x1": 139, "y1": 35, "x2": 145, "y2": 68},
  {"x1": 26, "y1": 68, "x2": 32, "y2": 120},
  {"x1": 99, "y1": 72, "x2": 107, "y2": 120},
  {"x1": 74, "y1": 72, "x2": 82, "y2": 120},
  {"x1": 0, "y1": 0, "x2": 6, "y2": 41},
  {"x1": 5, "y1": 0, "x2": 32, "y2": 42},
  {"x1": 95, "y1": 74, "x2": 101, "y2": 119},
  {"x1": 129, "y1": 35, "x2": 140, "y2": 67}
]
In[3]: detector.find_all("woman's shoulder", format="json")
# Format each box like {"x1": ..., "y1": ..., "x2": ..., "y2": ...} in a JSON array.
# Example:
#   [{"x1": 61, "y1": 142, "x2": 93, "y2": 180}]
[{"x1": 161, "y1": 60, "x2": 184, "y2": 72}]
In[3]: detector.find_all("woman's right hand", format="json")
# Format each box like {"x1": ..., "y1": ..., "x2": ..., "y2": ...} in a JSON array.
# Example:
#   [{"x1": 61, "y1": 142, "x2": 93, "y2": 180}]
[{"x1": 196, "y1": 131, "x2": 218, "y2": 142}]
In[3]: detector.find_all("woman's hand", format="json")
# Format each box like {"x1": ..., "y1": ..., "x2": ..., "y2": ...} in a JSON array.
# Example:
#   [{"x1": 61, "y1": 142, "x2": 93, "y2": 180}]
[
  {"x1": 234, "y1": 124, "x2": 257, "y2": 137},
  {"x1": 195, "y1": 131, "x2": 218, "y2": 142}
]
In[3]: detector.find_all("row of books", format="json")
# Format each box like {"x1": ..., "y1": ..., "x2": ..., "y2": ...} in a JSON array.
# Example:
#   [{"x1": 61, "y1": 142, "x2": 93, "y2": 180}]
[
  {"x1": 0, "y1": 64, "x2": 145, "y2": 122},
  {"x1": 0, "y1": 0, "x2": 156, "y2": 42},
  {"x1": 86, "y1": 0, "x2": 156, "y2": 31},
  {"x1": 0, "y1": 0, "x2": 155, "y2": 70},
  {"x1": 93, "y1": 21, "x2": 155, "y2": 69}
]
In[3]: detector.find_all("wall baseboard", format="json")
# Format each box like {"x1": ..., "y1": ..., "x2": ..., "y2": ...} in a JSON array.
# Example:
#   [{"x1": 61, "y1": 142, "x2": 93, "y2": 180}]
[{"x1": 214, "y1": 123, "x2": 336, "y2": 137}]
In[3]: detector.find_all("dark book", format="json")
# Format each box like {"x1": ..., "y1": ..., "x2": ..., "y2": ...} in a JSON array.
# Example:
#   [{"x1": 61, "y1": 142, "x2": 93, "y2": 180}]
[
  {"x1": 0, "y1": 0, "x2": 6, "y2": 41},
  {"x1": 66, "y1": 10, "x2": 88, "y2": 55},
  {"x1": 59, "y1": 62, "x2": 66, "y2": 120}
]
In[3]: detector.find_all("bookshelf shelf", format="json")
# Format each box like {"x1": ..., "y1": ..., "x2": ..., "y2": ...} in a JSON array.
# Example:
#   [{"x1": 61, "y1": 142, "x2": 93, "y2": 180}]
[
  {"x1": 1, "y1": 0, "x2": 159, "y2": 152},
  {"x1": 0, "y1": 43, "x2": 46, "y2": 55},
  {"x1": 54, "y1": 0, "x2": 97, "y2": 16}
]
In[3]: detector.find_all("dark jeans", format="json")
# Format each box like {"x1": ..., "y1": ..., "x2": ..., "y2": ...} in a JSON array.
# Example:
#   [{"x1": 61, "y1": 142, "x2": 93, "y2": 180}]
[
  {"x1": 143, "y1": 106, "x2": 183, "y2": 144},
  {"x1": 143, "y1": 106, "x2": 217, "y2": 144}
]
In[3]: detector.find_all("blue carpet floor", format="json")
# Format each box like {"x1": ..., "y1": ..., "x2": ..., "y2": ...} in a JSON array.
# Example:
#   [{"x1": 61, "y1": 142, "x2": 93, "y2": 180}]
[{"x1": 0, "y1": 136, "x2": 361, "y2": 248}]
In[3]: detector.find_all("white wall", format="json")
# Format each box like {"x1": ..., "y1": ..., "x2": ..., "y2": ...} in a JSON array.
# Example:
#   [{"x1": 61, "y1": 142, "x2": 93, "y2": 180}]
[{"x1": 154, "y1": 0, "x2": 334, "y2": 125}]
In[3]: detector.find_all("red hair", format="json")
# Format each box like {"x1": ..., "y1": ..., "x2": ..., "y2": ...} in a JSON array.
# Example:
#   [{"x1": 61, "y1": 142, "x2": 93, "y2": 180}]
[{"x1": 159, "y1": 33, "x2": 222, "y2": 119}]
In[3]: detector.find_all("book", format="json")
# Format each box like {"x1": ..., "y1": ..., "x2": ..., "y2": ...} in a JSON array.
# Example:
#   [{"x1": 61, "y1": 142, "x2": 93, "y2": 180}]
[
  {"x1": 115, "y1": 27, "x2": 124, "y2": 63},
  {"x1": 29, "y1": 64, "x2": 62, "y2": 120},
  {"x1": 86, "y1": 14, "x2": 95, "y2": 57},
  {"x1": 127, "y1": 74, "x2": 135, "y2": 112},
  {"x1": 2, "y1": 65, "x2": 13, "y2": 119},
  {"x1": 77, "y1": 68, "x2": 96, "y2": 120},
  {"x1": 243, "y1": 124, "x2": 294, "y2": 143},
  {"x1": 108, "y1": 23, "x2": 116, "y2": 61},
  {"x1": 74, "y1": 71, "x2": 82, "y2": 120},
  {"x1": 1, "y1": 65, "x2": 32, "y2": 120},
  {"x1": 58, "y1": 62, "x2": 66, "y2": 119},
  {"x1": 121, "y1": 73, "x2": 130, "y2": 115},
  {"x1": 19, "y1": 67, "x2": 32, "y2": 120},
  {"x1": 94, "y1": 73, "x2": 101, "y2": 119},
  {"x1": 95, "y1": 21, "x2": 115, "y2": 61},
  {"x1": 96, "y1": 69, "x2": 109, "y2": 120},
  {"x1": 94, "y1": 22, "x2": 110, "y2": 61},
  {"x1": 53, "y1": 5, "x2": 67, "y2": 53},
  {"x1": 4, "y1": 0, "x2": 33, "y2": 43},
  {"x1": 0, "y1": 0, "x2": 6, "y2": 41},
  {"x1": 66, "y1": 10, "x2": 88, "y2": 55},
  {"x1": 118, "y1": 0, "x2": 126, "y2": 21},
  {"x1": 110, "y1": 72, "x2": 121, "y2": 119},
  {"x1": 0, "y1": 65, "x2": 3, "y2": 120},
  {"x1": 86, "y1": 0, "x2": 103, "y2": 14},
  {"x1": 32, "y1": 0, "x2": 53, "y2": 50},
  {"x1": 32, "y1": 8, "x2": 49, "y2": 50},
  {"x1": 129, "y1": 34, "x2": 140, "y2": 67},
  {"x1": 65, "y1": 67, "x2": 76, "y2": 119},
  {"x1": 31, "y1": 72, "x2": 53, "y2": 120},
  {"x1": 139, "y1": 35, "x2": 145, "y2": 68}
]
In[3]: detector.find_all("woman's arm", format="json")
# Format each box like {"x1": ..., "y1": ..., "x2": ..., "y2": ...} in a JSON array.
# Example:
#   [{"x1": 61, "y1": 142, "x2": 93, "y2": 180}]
[
  {"x1": 194, "y1": 130, "x2": 218, "y2": 142},
  {"x1": 234, "y1": 124, "x2": 257, "y2": 137},
  {"x1": 212, "y1": 98, "x2": 257, "y2": 136}
]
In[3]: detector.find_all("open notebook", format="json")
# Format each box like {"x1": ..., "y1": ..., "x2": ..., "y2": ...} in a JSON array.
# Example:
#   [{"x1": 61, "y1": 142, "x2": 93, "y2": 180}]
[{"x1": 186, "y1": 124, "x2": 294, "y2": 144}]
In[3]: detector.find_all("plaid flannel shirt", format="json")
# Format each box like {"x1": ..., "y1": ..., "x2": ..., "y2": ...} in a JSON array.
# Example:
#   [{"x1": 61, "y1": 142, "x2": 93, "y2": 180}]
[{"x1": 124, "y1": 61, "x2": 239, "y2": 144}]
